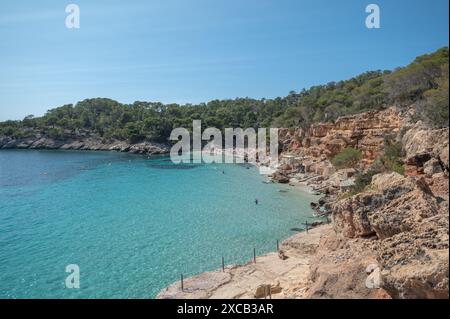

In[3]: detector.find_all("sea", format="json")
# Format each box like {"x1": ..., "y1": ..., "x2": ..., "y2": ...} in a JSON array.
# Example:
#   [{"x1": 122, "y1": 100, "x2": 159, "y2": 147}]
[{"x1": 0, "y1": 149, "x2": 318, "y2": 298}]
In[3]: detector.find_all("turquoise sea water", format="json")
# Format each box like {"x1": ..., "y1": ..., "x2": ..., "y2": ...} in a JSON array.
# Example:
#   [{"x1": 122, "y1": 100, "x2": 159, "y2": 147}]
[{"x1": 0, "y1": 150, "x2": 317, "y2": 298}]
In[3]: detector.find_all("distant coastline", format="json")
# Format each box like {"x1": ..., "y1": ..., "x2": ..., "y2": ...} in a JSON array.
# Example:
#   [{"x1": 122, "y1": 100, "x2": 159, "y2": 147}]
[{"x1": 0, "y1": 134, "x2": 170, "y2": 156}]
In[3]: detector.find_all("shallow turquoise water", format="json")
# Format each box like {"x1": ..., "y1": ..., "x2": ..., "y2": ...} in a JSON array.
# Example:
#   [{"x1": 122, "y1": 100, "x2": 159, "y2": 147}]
[{"x1": 0, "y1": 150, "x2": 317, "y2": 298}]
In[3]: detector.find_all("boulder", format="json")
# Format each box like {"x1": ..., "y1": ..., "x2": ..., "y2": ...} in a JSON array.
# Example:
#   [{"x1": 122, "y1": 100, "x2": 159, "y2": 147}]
[
  {"x1": 377, "y1": 213, "x2": 449, "y2": 299},
  {"x1": 371, "y1": 172, "x2": 405, "y2": 192},
  {"x1": 306, "y1": 229, "x2": 391, "y2": 299},
  {"x1": 272, "y1": 172, "x2": 290, "y2": 184},
  {"x1": 332, "y1": 175, "x2": 436, "y2": 239},
  {"x1": 254, "y1": 282, "x2": 282, "y2": 298},
  {"x1": 368, "y1": 178, "x2": 440, "y2": 240},
  {"x1": 423, "y1": 158, "x2": 443, "y2": 177},
  {"x1": 402, "y1": 123, "x2": 449, "y2": 171},
  {"x1": 332, "y1": 192, "x2": 382, "y2": 238},
  {"x1": 279, "y1": 163, "x2": 292, "y2": 171},
  {"x1": 278, "y1": 250, "x2": 288, "y2": 260}
]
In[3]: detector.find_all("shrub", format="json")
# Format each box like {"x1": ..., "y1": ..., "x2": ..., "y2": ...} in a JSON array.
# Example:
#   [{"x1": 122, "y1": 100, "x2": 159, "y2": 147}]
[
  {"x1": 331, "y1": 147, "x2": 363, "y2": 169},
  {"x1": 379, "y1": 141, "x2": 405, "y2": 175},
  {"x1": 346, "y1": 140, "x2": 405, "y2": 196},
  {"x1": 347, "y1": 168, "x2": 381, "y2": 196},
  {"x1": 2, "y1": 126, "x2": 16, "y2": 136},
  {"x1": 420, "y1": 68, "x2": 449, "y2": 128},
  {"x1": 47, "y1": 127, "x2": 65, "y2": 140}
]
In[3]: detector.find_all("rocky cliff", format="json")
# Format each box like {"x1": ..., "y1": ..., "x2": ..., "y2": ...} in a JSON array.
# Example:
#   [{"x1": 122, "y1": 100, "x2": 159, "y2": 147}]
[
  {"x1": 275, "y1": 106, "x2": 449, "y2": 299},
  {"x1": 318, "y1": 173, "x2": 449, "y2": 299},
  {"x1": 278, "y1": 107, "x2": 403, "y2": 169},
  {"x1": 402, "y1": 122, "x2": 449, "y2": 175},
  {"x1": 275, "y1": 105, "x2": 448, "y2": 188}
]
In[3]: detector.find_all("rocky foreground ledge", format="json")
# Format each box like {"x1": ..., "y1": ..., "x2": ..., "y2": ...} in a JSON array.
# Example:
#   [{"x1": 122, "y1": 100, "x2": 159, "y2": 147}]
[
  {"x1": 320, "y1": 173, "x2": 448, "y2": 299},
  {"x1": 157, "y1": 225, "x2": 335, "y2": 299},
  {"x1": 0, "y1": 135, "x2": 169, "y2": 155}
]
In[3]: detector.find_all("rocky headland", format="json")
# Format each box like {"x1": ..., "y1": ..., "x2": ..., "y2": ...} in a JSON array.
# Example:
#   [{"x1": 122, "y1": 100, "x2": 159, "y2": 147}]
[{"x1": 0, "y1": 131, "x2": 169, "y2": 155}]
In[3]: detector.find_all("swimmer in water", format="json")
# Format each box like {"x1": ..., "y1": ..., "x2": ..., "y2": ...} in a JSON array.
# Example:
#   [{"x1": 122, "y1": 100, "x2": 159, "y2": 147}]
[{"x1": 255, "y1": 199, "x2": 259, "y2": 205}]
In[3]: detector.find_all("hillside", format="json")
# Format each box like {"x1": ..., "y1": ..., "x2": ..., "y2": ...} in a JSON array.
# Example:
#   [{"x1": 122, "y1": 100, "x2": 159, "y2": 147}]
[{"x1": 0, "y1": 48, "x2": 448, "y2": 148}]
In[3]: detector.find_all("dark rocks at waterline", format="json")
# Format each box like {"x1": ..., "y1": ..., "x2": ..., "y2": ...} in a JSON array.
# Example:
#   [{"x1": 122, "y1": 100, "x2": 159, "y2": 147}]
[
  {"x1": 271, "y1": 172, "x2": 290, "y2": 184},
  {"x1": 290, "y1": 221, "x2": 326, "y2": 233},
  {"x1": 146, "y1": 163, "x2": 199, "y2": 170},
  {"x1": 309, "y1": 221, "x2": 327, "y2": 228},
  {"x1": 0, "y1": 136, "x2": 170, "y2": 156}
]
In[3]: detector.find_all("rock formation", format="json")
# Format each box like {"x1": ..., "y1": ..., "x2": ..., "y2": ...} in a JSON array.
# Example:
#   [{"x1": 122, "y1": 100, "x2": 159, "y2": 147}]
[
  {"x1": 402, "y1": 122, "x2": 449, "y2": 174},
  {"x1": 269, "y1": 105, "x2": 449, "y2": 299},
  {"x1": 325, "y1": 173, "x2": 449, "y2": 299},
  {"x1": 0, "y1": 134, "x2": 169, "y2": 155},
  {"x1": 278, "y1": 107, "x2": 403, "y2": 171}
]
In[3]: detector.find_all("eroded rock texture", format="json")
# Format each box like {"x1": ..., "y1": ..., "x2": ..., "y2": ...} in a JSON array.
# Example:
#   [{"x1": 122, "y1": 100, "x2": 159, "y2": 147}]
[
  {"x1": 279, "y1": 108, "x2": 402, "y2": 164},
  {"x1": 329, "y1": 174, "x2": 449, "y2": 299}
]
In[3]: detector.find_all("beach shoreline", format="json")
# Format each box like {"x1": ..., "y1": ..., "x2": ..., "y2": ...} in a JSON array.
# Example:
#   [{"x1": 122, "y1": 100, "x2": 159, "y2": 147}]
[{"x1": 156, "y1": 224, "x2": 331, "y2": 299}]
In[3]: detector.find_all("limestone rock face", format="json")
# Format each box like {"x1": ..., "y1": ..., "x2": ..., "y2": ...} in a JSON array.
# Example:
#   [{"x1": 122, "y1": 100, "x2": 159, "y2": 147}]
[
  {"x1": 402, "y1": 122, "x2": 449, "y2": 172},
  {"x1": 377, "y1": 213, "x2": 449, "y2": 299},
  {"x1": 332, "y1": 176, "x2": 435, "y2": 237},
  {"x1": 367, "y1": 178, "x2": 440, "y2": 240},
  {"x1": 371, "y1": 172, "x2": 405, "y2": 192},
  {"x1": 331, "y1": 193, "x2": 381, "y2": 238},
  {"x1": 279, "y1": 108, "x2": 402, "y2": 165},
  {"x1": 306, "y1": 229, "x2": 391, "y2": 299},
  {"x1": 329, "y1": 174, "x2": 449, "y2": 299},
  {"x1": 423, "y1": 158, "x2": 444, "y2": 177},
  {"x1": 282, "y1": 112, "x2": 449, "y2": 299}
]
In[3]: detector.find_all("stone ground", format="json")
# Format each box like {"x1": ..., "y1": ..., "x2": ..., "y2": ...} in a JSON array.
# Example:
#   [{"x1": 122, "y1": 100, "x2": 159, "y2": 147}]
[{"x1": 157, "y1": 225, "x2": 330, "y2": 299}]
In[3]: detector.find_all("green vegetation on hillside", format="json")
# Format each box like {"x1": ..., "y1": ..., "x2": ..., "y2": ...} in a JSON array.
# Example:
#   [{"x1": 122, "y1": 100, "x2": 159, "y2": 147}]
[
  {"x1": 331, "y1": 147, "x2": 363, "y2": 169},
  {"x1": 1, "y1": 48, "x2": 448, "y2": 143},
  {"x1": 348, "y1": 139, "x2": 406, "y2": 195}
]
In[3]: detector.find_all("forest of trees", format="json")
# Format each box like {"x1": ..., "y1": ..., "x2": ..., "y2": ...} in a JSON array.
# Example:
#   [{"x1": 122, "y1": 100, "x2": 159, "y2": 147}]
[{"x1": 1, "y1": 47, "x2": 448, "y2": 144}]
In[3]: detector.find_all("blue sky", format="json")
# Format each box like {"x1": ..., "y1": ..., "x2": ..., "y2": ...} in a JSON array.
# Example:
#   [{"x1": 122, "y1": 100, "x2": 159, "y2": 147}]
[{"x1": 0, "y1": 0, "x2": 448, "y2": 120}]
